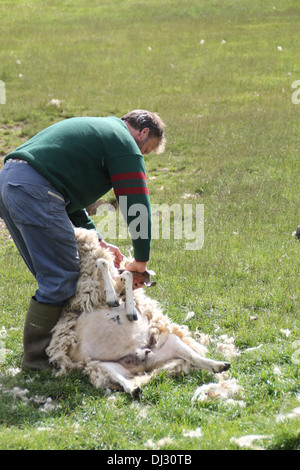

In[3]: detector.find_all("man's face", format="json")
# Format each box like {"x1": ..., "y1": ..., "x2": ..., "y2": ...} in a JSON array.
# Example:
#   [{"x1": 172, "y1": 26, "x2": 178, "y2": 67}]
[
  {"x1": 125, "y1": 122, "x2": 159, "y2": 154},
  {"x1": 138, "y1": 136, "x2": 160, "y2": 155}
]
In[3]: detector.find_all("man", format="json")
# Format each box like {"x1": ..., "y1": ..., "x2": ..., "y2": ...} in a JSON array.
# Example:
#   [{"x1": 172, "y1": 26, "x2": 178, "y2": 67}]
[{"x1": 0, "y1": 109, "x2": 166, "y2": 369}]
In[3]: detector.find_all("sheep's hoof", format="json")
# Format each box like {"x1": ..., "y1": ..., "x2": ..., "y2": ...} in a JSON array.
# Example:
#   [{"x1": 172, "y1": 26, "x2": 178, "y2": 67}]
[
  {"x1": 107, "y1": 299, "x2": 120, "y2": 308},
  {"x1": 213, "y1": 362, "x2": 231, "y2": 373},
  {"x1": 127, "y1": 312, "x2": 138, "y2": 322},
  {"x1": 131, "y1": 387, "x2": 141, "y2": 399}
]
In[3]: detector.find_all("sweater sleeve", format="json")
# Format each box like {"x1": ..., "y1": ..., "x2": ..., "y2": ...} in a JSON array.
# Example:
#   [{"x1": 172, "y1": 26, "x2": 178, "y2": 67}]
[
  {"x1": 105, "y1": 154, "x2": 152, "y2": 262},
  {"x1": 68, "y1": 209, "x2": 101, "y2": 239}
]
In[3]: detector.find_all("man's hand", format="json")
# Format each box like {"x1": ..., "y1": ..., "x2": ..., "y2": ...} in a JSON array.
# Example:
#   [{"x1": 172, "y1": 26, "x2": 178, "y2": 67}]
[
  {"x1": 99, "y1": 239, "x2": 124, "y2": 268},
  {"x1": 125, "y1": 259, "x2": 147, "y2": 289}
]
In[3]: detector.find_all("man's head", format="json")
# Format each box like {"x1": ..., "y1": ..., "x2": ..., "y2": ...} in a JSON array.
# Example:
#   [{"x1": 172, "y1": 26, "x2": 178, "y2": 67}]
[{"x1": 121, "y1": 109, "x2": 166, "y2": 154}]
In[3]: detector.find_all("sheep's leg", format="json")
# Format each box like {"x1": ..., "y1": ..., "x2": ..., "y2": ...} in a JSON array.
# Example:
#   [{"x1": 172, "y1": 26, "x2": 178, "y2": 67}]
[
  {"x1": 120, "y1": 271, "x2": 138, "y2": 321},
  {"x1": 151, "y1": 334, "x2": 230, "y2": 374},
  {"x1": 96, "y1": 259, "x2": 119, "y2": 307},
  {"x1": 99, "y1": 361, "x2": 141, "y2": 398}
]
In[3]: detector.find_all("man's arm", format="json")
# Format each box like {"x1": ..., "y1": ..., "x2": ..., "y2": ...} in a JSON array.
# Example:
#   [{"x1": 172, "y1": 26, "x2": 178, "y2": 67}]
[
  {"x1": 68, "y1": 208, "x2": 99, "y2": 233},
  {"x1": 105, "y1": 155, "x2": 152, "y2": 263}
]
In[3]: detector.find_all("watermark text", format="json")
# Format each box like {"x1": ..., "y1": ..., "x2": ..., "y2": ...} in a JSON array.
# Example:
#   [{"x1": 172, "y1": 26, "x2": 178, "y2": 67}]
[
  {"x1": 291, "y1": 340, "x2": 300, "y2": 365},
  {"x1": 291, "y1": 80, "x2": 300, "y2": 105},
  {"x1": 0, "y1": 80, "x2": 6, "y2": 104},
  {"x1": 96, "y1": 197, "x2": 204, "y2": 250}
]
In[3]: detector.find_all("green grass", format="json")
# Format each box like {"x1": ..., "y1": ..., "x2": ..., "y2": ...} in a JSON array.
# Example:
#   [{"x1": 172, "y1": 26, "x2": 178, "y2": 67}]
[{"x1": 0, "y1": 0, "x2": 299, "y2": 450}]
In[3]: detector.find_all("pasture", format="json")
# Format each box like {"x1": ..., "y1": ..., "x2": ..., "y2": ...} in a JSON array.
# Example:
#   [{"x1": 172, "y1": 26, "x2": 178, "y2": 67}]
[{"x1": 0, "y1": 0, "x2": 299, "y2": 450}]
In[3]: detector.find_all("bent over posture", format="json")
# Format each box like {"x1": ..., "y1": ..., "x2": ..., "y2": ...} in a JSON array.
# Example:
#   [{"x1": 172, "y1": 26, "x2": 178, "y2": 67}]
[{"x1": 0, "y1": 110, "x2": 165, "y2": 369}]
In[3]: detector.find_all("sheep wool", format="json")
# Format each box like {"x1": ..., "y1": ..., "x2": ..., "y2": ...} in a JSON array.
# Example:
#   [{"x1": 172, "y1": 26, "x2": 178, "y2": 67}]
[{"x1": 46, "y1": 228, "x2": 231, "y2": 396}]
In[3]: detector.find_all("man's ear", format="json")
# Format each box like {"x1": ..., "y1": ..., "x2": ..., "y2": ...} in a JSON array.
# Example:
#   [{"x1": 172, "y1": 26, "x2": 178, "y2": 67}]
[{"x1": 139, "y1": 127, "x2": 150, "y2": 140}]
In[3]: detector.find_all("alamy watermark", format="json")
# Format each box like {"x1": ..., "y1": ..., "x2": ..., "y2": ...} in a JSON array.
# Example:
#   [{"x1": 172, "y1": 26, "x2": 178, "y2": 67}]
[
  {"x1": 292, "y1": 340, "x2": 300, "y2": 365},
  {"x1": 96, "y1": 196, "x2": 204, "y2": 250},
  {"x1": 0, "y1": 80, "x2": 6, "y2": 104},
  {"x1": 0, "y1": 340, "x2": 6, "y2": 364},
  {"x1": 291, "y1": 80, "x2": 300, "y2": 105},
  {"x1": 0, "y1": 327, "x2": 8, "y2": 364}
]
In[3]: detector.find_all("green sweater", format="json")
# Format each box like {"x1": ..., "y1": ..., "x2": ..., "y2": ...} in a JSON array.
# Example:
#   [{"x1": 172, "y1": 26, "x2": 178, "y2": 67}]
[{"x1": 5, "y1": 117, "x2": 151, "y2": 261}]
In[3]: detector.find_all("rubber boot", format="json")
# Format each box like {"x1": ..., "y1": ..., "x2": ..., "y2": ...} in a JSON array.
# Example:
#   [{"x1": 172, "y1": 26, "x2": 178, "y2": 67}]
[{"x1": 22, "y1": 297, "x2": 63, "y2": 370}]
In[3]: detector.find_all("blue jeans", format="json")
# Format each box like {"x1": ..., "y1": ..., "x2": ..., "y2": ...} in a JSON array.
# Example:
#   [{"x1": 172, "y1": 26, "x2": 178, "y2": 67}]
[{"x1": 0, "y1": 159, "x2": 80, "y2": 305}]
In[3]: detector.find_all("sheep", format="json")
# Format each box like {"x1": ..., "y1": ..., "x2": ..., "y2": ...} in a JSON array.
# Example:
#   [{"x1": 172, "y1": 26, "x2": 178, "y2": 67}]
[{"x1": 46, "y1": 228, "x2": 230, "y2": 397}]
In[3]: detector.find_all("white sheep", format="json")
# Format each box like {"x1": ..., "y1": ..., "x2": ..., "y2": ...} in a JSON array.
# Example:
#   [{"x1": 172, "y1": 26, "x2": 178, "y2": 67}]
[{"x1": 47, "y1": 228, "x2": 230, "y2": 397}]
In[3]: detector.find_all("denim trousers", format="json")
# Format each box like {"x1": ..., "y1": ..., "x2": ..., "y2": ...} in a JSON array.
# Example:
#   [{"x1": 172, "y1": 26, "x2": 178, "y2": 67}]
[{"x1": 0, "y1": 160, "x2": 80, "y2": 305}]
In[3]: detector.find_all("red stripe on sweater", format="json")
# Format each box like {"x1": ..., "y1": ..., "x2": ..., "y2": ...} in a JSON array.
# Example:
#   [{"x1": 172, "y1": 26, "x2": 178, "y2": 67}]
[
  {"x1": 114, "y1": 187, "x2": 149, "y2": 196},
  {"x1": 111, "y1": 172, "x2": 147, "y2": 182}
]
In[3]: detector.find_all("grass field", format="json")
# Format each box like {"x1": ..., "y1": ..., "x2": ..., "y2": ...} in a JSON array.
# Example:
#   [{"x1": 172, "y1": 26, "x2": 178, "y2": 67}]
[{"x1": 0, "y1": 0, "x2": 299, "y2": 451}]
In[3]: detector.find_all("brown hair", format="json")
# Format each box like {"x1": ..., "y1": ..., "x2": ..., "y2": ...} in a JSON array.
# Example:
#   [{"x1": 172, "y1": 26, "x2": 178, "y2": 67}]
[{"x1": 121, "y1": 109, "x2": 166, "y2": 153}]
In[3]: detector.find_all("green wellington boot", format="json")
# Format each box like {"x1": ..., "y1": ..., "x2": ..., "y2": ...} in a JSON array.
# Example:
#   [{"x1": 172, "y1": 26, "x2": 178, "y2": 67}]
[{"x1": 22, "y1": 297, "x2": 63, "y2": 370}]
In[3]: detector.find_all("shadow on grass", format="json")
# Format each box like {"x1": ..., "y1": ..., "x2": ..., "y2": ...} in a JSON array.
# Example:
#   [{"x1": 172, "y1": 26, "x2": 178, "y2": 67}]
[
  {"x1": 0, "y1": 367, "x2": 105, "y2": 428},
  {"x1": 0, "y1": 363, "x2": 216, "y2": 428}
]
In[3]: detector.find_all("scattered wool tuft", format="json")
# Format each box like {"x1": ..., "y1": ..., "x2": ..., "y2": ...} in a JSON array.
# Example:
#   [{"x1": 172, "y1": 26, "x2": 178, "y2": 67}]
[
  {"x1": 276, "y1": 406, "x2": 300, "y2": 423},
  {"x1": 6, "y1": 367, "x2": 21, "y2": 377},
  {"x1": 144, "y1": 436, "x2": 174, "y2": 449},
  {"x1": 194, "y1": 330, "x2": 210, "y2": 346},
  {"x1": 39, "y1": 397, "x2": 58, "y2": 413},
  {"x1": 223, "y1": 398, "x2": 246, "y2": 408},
  {"x1": 192, "y1": 373, "x2": 242, "y2": 403},
  {"x1": 280, "y1": 328, "x2": 291, "y2": 338},
  {"x1": 0, "y1": 326, "x2": 7, "y2": 339},
  {"x1": 243, "y1": 344, "x2": 263, "y2": 353},
  {"x1": 185, "y1": 311, "x2": 195, "y2": 320},
  {"x1": 273, "y1": 365, "x2": 282, "y2": 377},
  {"x1": 0, "y1": 385, "x2": 59, "y2": 412},
  {"x1": 215, "y1": 335, "x2": 240, "y2": 359},
  {"x1": 230, "y1": 434, "x2": 273, "y2": 450},
  {"x1": 182, "y1": 427, "x2": 202, "y2": 438},
  {"x1": 47, "y1": 98, "x2": 62, "y2": 108}
]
